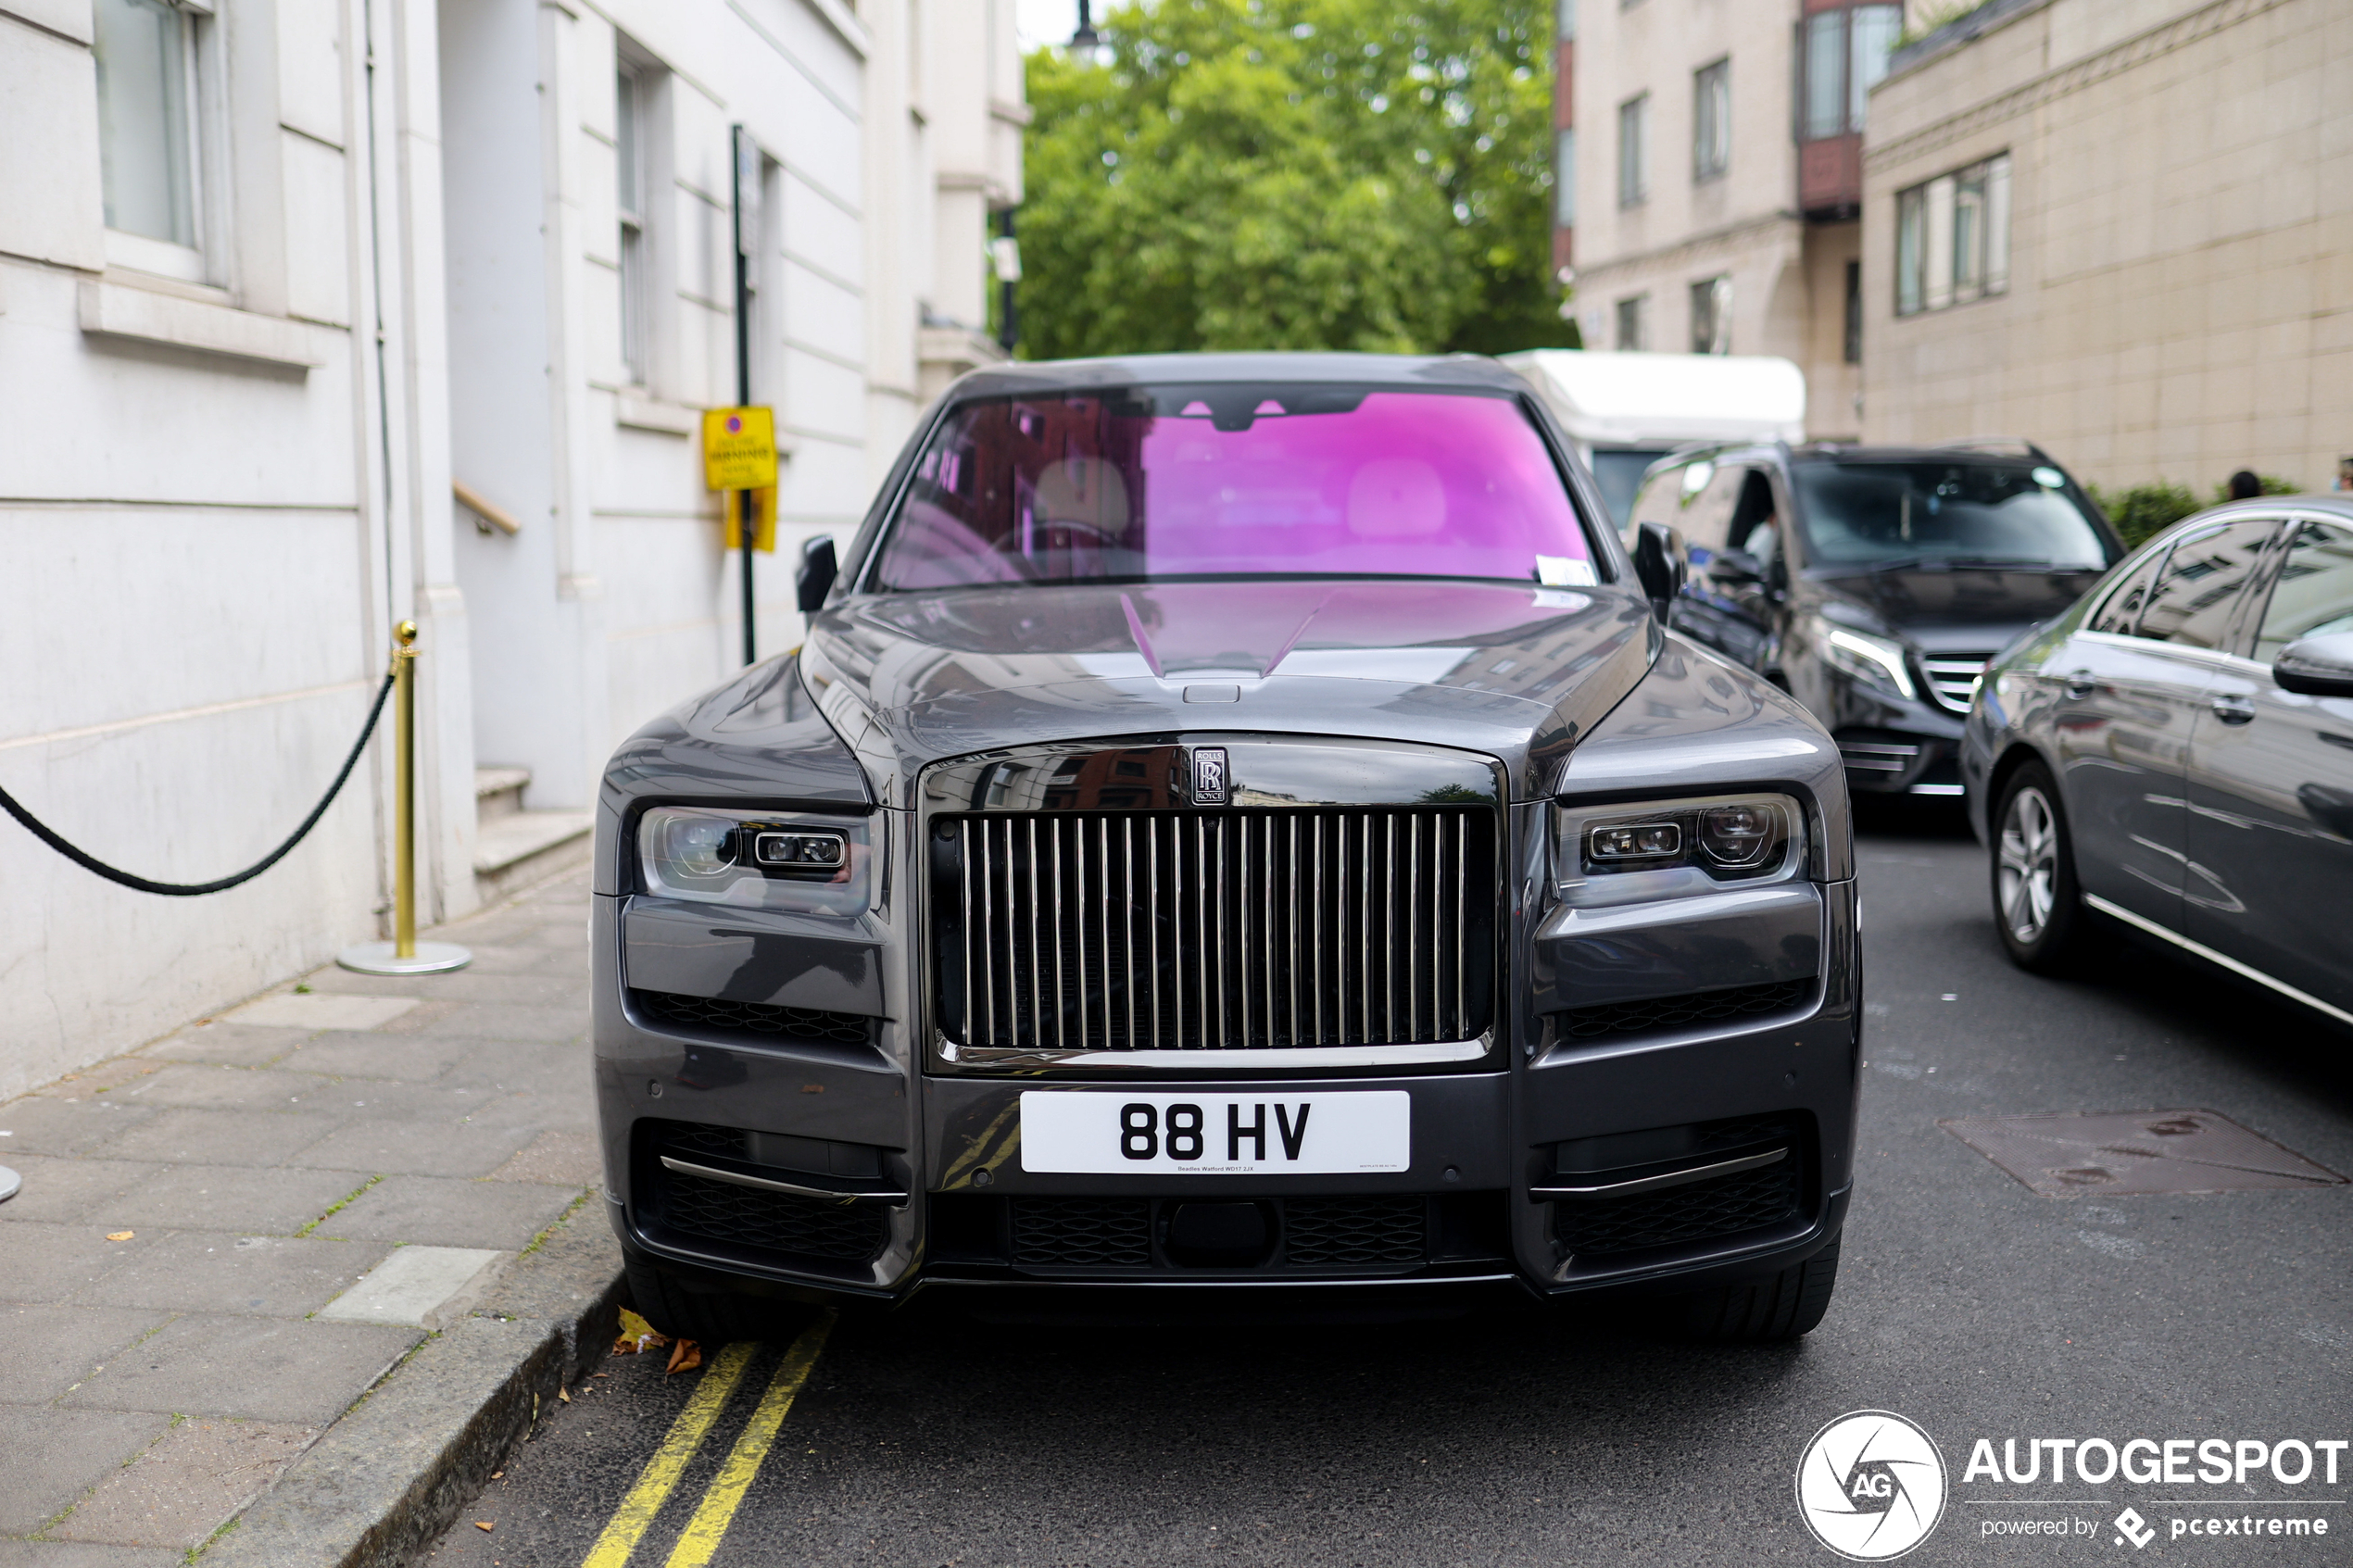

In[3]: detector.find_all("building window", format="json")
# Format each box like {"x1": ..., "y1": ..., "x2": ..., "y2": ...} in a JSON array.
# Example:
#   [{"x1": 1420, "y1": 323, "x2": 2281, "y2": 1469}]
[
  {"x1": 1895, "y1": 152, "x2": 2010, "y2": 316},
  {"x1": 1690, "y1": 276, "x2": 1731, "y2": 355},
  {"x1": 616, "y1": 65, "x2": 649, "y2": 385},
  {"x1": 1616, "y1": 294, "x2": 1647, "y2": 351},
  {"x1": 1555, "y1": 129, "x2": 1577, "y2": 228},
  {"x1": 1692, "y1": 59, "x2": 1730, "y2": 182},
  {"x1": 1849, "y1": 6, "x2": 1902, "y2": 128},
  {"x1": 1799, "y1": 4, "x2": 1901, "y2": 141},
  {"x1": 1617, "y1": 94, "x2": 1647, "y2": 207},
  {"x1": 93, "y1": 0, "x2": 202, "y2": 272},
  {"x1": 1843, "y1": 259, "x2": 1862, "y2": 363}
]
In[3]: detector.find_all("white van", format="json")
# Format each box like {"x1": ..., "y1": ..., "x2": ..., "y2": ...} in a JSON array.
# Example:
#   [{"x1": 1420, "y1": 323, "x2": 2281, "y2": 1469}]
[{"x1": 1503, "y1": 350, "x2": 1808, "y2": 529}]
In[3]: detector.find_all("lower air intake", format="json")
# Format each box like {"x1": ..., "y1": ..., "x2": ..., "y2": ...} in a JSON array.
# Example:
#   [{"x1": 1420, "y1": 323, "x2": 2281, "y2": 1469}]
[
  {"x1": 1554, "y1": 978, "x2": 1812, "y2": 1041},
  {"x1": 1554, "y1": 1152, "x2": 1802, "y2": 1257},
  {"x1": 654, "y1": 1167, "x2": 888, "y2": 1265}
]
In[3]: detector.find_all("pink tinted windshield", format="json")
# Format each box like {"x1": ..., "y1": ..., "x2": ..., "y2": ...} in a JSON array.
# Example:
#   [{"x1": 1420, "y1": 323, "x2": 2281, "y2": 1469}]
[{"x1": 871, "y1": 388, "x2": 1592, "y2": 589}]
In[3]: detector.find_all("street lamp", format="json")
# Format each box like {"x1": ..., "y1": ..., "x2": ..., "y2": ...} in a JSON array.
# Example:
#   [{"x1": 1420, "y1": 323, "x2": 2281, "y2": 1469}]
[{"x1": 1072, "y1": 1, "x2": 1099, "y2": 51}]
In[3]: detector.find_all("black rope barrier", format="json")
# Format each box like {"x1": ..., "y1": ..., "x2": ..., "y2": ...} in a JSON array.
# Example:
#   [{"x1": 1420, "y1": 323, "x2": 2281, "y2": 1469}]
[{"x1": 0, "y1": 669, "x2": 398, "y2": 897}]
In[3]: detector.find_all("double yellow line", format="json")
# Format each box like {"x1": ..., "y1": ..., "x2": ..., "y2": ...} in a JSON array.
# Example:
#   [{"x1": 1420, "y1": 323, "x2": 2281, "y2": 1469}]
[{"x1": 579, "y1": 1313, "x2": 835, "y2": 1568}]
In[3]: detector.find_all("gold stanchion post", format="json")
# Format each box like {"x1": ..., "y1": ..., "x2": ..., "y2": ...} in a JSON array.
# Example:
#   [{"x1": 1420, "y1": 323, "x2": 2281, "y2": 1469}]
[{"x1": 340, "y1": 621, "x2": 470, "y2": 975}]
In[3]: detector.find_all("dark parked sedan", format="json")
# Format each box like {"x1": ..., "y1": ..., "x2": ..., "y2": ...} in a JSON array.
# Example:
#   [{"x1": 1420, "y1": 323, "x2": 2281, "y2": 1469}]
[
  {"x1": 1625, "y1": 442, "x2": 2124, "y2": 797},
  {"x1": 595, "y1": 354, "x2": 1859, "y2": 1343},
  {"x1": 1963, "y1": 495, "x2": 2353, "y2": 1024}
]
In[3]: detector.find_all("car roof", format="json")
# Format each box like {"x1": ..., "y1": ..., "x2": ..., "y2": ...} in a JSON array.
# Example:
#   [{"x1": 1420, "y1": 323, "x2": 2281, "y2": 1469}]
[{"x1": 946, "y1": 351, "x2": 1531, "y2": 400}]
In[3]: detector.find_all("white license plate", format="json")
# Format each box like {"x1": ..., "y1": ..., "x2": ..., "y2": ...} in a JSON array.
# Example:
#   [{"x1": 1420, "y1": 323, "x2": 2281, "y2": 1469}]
[{"x1": 1018, "y1": 1091, "x2": 1410, "y2": 1175}]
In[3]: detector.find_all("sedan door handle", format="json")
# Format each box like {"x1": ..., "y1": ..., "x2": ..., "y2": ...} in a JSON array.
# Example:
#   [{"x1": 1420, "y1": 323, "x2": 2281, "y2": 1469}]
[
  {"x1": 2063, "y1": 669, "x2": 2096, "y2": 698},
  {"x1": 2209, "y1": 694, "x2": 2257, "y2": 725}
]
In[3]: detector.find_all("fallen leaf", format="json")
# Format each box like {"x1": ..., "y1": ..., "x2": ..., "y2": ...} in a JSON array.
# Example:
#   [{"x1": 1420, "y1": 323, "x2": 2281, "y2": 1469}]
[
  {"x1": 557, "y1": 1386, "x2": 570, "y2": 1403},
  {"x1": 612, "y1": 1307, "x2": 669, "y2": 1356},
  {"x1": 107, "y1": 1231, "x2": 135, "y2": 1242},
  {"x1": 666, "y1": 1338, "x2": 703, "y2": 1375},
  {"x1": 474, "y1": 1521, "x2": 493, "y2": 1532},
  {"x1": 491, "y1": 1472, "x2": 503, "y2": 1480}
]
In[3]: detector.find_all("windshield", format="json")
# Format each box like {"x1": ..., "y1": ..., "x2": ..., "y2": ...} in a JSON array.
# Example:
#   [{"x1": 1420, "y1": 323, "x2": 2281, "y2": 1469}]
[
  {"x1": 1789, "y1": 461, "x2": 2111, "y2": 570},
  {"x1": 869, "y1": 386, "x2": 1593, "y2": 590},
  {"x1": 1589, "y1": 448, "x2": 1667, "y2": 531}
]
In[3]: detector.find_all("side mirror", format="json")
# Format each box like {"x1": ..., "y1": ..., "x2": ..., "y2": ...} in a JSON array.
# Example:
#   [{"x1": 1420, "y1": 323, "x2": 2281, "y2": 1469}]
[
  {"x1": 796, "y1": 534, "x2": 838, "y2": 614},
  {"x1": 1633, "y1": 521, "x2": 1687, "y2": 622},
  {"x1": 2273, "y1": 632, "x2": 2353, "y2": 697}
]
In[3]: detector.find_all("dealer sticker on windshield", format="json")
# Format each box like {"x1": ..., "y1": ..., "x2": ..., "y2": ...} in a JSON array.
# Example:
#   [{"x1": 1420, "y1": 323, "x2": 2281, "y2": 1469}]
[{"x1": 1018, "y1": 1091, "x2": 1410, "y2": 1175}]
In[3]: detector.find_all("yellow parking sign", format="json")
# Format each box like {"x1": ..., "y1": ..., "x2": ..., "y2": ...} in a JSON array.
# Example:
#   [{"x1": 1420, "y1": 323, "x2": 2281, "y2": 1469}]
[{"x1": 701, "y1": 406, "x2": 776, "y2": 491}]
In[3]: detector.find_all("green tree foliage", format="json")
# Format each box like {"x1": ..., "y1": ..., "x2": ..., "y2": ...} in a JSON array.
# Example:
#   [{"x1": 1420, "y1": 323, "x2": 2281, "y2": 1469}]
[
  {"x1": 2087, "y1": 474, "x2": 2301, "y2": 550},
  {"x1": 1016, "y1": 0, "x2": 1573, "y2": 360}
]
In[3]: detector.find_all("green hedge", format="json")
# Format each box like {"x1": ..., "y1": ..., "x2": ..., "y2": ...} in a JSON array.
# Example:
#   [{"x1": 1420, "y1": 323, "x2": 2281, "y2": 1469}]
[{"x1": 2085, "y1": 475, "x2": 2300, "y2": 551}]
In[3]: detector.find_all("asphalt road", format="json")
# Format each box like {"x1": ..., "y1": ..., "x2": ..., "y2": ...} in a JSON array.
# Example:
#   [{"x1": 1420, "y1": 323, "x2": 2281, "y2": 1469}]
[{"x1": 428, "y1": 806, "x2": 2353, "y2": 1567}]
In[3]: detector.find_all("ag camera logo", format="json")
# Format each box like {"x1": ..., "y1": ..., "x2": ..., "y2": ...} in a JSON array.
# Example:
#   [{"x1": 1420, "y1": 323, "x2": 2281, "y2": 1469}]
[{"x1": 1796, "y1": 1411, "x2": 1949, "y2": 1561}]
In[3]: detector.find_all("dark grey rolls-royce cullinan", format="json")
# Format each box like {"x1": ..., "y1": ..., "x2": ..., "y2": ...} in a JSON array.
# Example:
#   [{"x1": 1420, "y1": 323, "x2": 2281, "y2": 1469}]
[{"x1": 594, "y1": 353, "x2": 1860, "y2": 1342}]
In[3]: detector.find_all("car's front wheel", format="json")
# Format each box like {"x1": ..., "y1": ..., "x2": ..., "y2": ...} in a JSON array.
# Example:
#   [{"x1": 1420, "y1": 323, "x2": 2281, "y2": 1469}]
[{"x1": 1991, "y1": 760, "x2": 2092, "y2": 974}]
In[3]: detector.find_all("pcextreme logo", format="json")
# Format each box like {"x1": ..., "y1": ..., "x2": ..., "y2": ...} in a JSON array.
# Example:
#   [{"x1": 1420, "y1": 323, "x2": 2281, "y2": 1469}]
[{"x1": 1796, "y1": 1411, "x2": 1951, "y2": 1561}]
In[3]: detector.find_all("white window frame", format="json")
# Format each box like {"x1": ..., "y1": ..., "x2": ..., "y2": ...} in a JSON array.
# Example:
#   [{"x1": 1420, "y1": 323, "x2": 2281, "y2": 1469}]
[
  {"x1": 1690, "y1": 274, "x2": 1731, "y2": 356},
  {"x1": 1616, "y1": 293, "x2": 1647, "y2": 351},
  {"x1": 94, "y1": 0, "x2": 216, "y2": 283},
  {"x1": 1692, "y1": 58, "x2": 1729, "y2": 183},
  {"x1": 1617, "y1": 94, "x2": 1648, "y2": 208},
  {"x1": 1799, "y1": 4, "x2": 1901, "y2": 141},
  {"x1": 616, "y1": 62, "x2": 650, "y2": 386},
  {"x1": 1894, "y1": 152, "x2": 2011, "y2": 318}
]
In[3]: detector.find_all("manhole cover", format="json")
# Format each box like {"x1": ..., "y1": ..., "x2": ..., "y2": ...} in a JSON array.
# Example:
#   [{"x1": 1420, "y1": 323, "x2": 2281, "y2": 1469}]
[{"x1": 1939, "y1": 1110, "x2": 2347, "y2": 1198}]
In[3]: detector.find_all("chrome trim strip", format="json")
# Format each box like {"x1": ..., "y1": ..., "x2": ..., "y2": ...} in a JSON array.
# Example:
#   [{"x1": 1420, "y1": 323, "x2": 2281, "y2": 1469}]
[
  {"x1": 1907, "y1": 783, "x2": 1966, "y2": 797},
  {"x1": 659, "y1": 1155, "x2": 909, "y2": 1207},
  {"x1": 2084, "y1": 894, "x2": 2353, "y2": 1028},
  {"x1": 1534, "y1": 1146, "x2": 1787, "y2": 1200},
  {"x1": 941, "y1": 1038, "x2": 1492, "y2": 1071},
  {"x1": 921, "y1": 1272, "x2": 1521, "y2": 1291}
]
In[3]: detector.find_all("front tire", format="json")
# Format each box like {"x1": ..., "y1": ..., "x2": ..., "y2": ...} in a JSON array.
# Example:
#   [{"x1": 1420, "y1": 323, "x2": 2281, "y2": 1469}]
[
  {"x1": 1991, "y1": 760, "x2": 2092, "y2": 974},
  {"x1": 1670, "y1": 1236, "x2": 1841, "y2": 1344}
]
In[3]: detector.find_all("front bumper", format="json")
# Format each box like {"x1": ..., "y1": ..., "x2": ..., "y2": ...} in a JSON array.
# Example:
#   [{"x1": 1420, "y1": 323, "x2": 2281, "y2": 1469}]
[{"x1": 592, "y1": 876, "x2": 1860, "y2": 1310}]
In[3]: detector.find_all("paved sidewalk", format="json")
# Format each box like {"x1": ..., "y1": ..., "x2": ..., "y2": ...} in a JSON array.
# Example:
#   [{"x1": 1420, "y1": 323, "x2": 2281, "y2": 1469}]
[{"x1": 0, "y1": 871, "x2": 598, "y2": 1567}]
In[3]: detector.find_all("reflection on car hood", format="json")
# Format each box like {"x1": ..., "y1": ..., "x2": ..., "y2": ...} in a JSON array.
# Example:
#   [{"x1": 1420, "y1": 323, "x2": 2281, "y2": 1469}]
[
  {"x1": 1813, "y1": 563, "x2": 2105, "y2": 642},
  {"x1": 799, "y1": 579, "x2": 1658, "y2": 804}
]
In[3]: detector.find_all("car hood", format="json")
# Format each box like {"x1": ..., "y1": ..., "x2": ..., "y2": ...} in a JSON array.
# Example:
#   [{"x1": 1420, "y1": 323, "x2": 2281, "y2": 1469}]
[
  {"x1": 799, "y1": 579, "x2": 1658, "y2": 805},
  {"x1": 1811, "y1": 564, "x2": 2106, "y2": 652}
]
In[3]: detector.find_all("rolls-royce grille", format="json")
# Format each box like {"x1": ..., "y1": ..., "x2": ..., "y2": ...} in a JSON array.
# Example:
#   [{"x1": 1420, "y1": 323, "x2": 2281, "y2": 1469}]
[{"x1": 933, "y1": 807, "x2": 1495, "y2": 1051}]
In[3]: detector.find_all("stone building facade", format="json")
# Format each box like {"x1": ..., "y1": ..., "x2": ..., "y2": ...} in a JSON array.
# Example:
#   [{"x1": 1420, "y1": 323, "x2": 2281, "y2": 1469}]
[
  {"x1": 1860, "y1": 0, "x2": 2349, "y2": 493},
  {"x1": 1557, "y1": 0, "x2": 1904, "y2": 439},
  {"x1": 0, "y1": 0, "x2": 1022, "y2": 1096}
]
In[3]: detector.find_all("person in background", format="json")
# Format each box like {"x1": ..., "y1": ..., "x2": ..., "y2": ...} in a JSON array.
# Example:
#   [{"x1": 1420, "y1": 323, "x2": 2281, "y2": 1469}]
[
  {"x1": 2336, "y1": 455, "x2": 2352, "y2": 493},
  {"x1": 2227, "y1": 470, "x2": 2262, "y2": 500}
]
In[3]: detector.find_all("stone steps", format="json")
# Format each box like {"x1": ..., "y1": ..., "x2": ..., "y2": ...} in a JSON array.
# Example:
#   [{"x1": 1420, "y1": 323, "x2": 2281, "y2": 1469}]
[{"x1": 472, "y1": 766, "x2": 593, "y2": 900}]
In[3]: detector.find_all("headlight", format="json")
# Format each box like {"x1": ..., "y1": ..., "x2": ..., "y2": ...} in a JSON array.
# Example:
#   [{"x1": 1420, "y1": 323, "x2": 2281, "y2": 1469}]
[
  {"x1": 637, "y1": 807, "x2": 871, "y2": 913},
  {"x1": 1813, "y1": 621, "x2": 1917, "y2": 700},
  {"x1": 1554, "y1": 792, "x2": 1807, "y2": 907}
]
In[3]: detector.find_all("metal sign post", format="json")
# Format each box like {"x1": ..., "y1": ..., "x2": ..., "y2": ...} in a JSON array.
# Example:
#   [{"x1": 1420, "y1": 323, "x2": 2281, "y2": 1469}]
[
  {"x1": 340, "y1": 621, "x2": 470, "y2": 974},
  {"x1": 732, "y1": 124, "x2": 760, "y2": 666}
]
